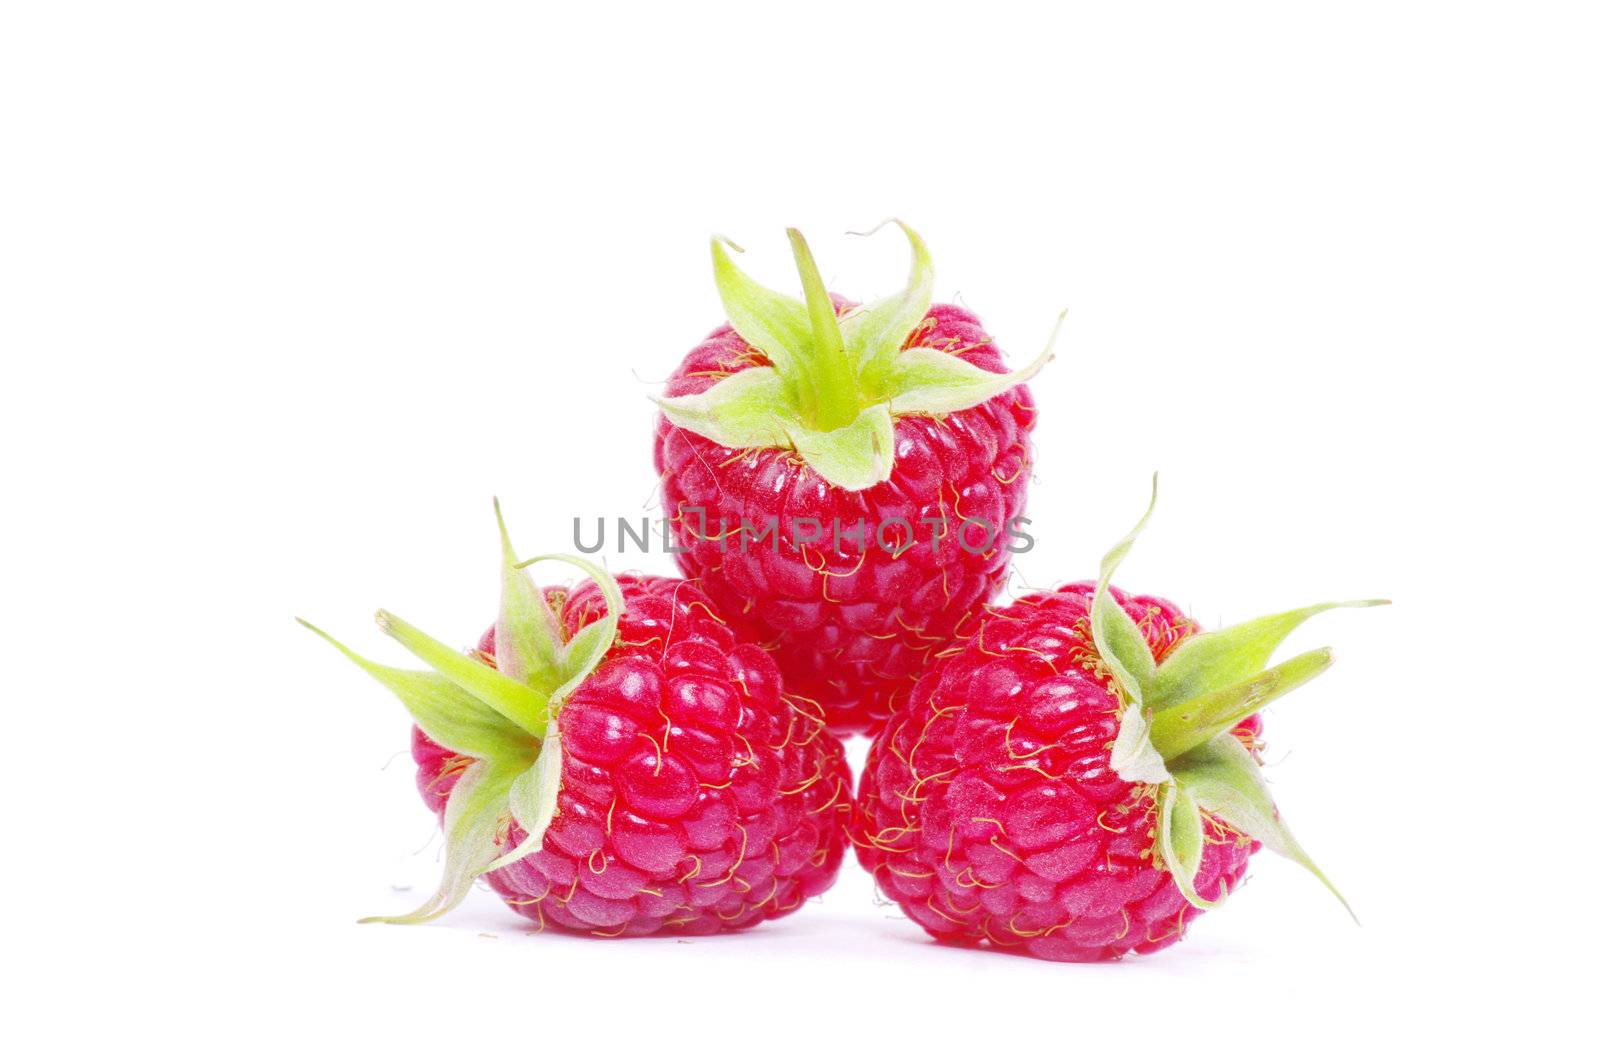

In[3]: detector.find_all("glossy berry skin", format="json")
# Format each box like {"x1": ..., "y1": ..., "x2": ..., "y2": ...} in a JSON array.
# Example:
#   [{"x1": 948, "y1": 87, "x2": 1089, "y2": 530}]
[
  {"x1": 654, "y1": 302, "x2": 1037, "y2": 735},
  {"x1": 412, "y1": 575, "x2": 852, "y2": 936},
  {"x1": 853, "y1": 581, "x2": 1261, "y2": 962}
]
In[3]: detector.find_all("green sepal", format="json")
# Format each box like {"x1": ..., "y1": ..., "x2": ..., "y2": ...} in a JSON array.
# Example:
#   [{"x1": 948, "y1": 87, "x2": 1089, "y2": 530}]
[
  {"x1": 1087, "y1": 484, "x2": 1375, "y2": 918},
  {"x1": 656, "y1": 378, "x2": 896, "y2": 491},
  {"x1": 842, "y1": 220, "x2": 934, "y2": 389},
  {"x1": 653, "y1": 368, "x2": 794, "y2": 451},
  {"x1": 885, "y1": 311, "x2": 1060, "y2": 418},
  {"x1": 493, "y1": 497, "x2": 564, "y2": 683},
  {"x1": 1169, "y1": 733, "x2": 1355, "y2": 920},
  {"x1": 1157, "y1": 781, "x2": 1222, "y2": 910},
  {"x1": 710, "y1": 236, "x2": 810, "y2": 394},
  {"x1": 1147, "y1": 599, "x2": 1389, "y2": 711},
  {"x1": 1149, "y1": 647, "x2": 1334, "y2": 760},
  {"x1": 470, "y1": 553, "x2": 626, "y2": 875},
  {"x1": 788, "y1": 404, "x2": 896, "y2": 490},
  {"x1": 1091, "y1": 475, "x2": 1161, "y2": 695},
  {"x1": 516, "y1": 553, "x2": 627, "y2": 713},
  {"x1": 306, "y1": 508, "x2": 634, "y2": 927},
  {"x1": 298, "y1": 619, "x2": 533, "y2": 763},
  {"x1": 375, "y1": 609, "x2": 547, "y2": 737},
  {"x1": 659, "y1": 222, "x2": 1054, "y2": 492},
  {"x1": 1096, "y1": 477, "x2": 1168, "y2": 784},
  {"x1": 359, "y1": 758, "x2": 521, "y2": 925},
  {"x1": 787, "y1": 228, "x2": 858, "y2": 430},
  {"x1": 483, "y1": 722, "x2": 565, "y2": 872}
]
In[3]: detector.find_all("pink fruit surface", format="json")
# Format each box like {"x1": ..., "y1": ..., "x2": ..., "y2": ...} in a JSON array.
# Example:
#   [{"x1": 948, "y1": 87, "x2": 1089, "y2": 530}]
[
  {"x1": 654, "y1": 225, "x2": 1052, "y2": 734},
  {"x1": 656, "y1": 301, "x2": 1035, "y2": 733},
  {"x1": 412, "y1": 574, "x2": 852, "y2": 935}
]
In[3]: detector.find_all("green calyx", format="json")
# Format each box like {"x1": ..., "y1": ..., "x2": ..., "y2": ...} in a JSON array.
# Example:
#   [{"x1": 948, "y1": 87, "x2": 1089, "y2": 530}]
[
  {"x1": 1092, "y1": 476, "x2": 1387, "y2": 917},
  {"x1": 298, "y1": 500, "x2": 624, "y2": 924},
  {"x1": 655, "y1": 221, "x2": 1060, "y2": 490}
]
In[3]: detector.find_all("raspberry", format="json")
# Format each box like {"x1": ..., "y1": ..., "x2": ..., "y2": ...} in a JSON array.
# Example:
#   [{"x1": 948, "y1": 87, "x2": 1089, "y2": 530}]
[
  {"x1": 655, "y1": 224, "x2": 1051, "y2": 733},
  {"x1": 853, "y1": 481, "x2": 1384, "y2": 960},
  {"x1": 306, "y1": 505, "x2": 851, "y2": 934}
]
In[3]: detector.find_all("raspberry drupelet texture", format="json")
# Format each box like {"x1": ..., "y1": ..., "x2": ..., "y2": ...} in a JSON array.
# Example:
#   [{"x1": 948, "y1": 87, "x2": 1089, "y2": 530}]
[
  {"x1": 655, "y1": 302, "x2": 1037, "y2": 735},
  {"x1": 652, "y1": 224, "x2": 1055, "y2": 736},
  {"x1": 854, "y1": 582, "x2": 1260, "y2": 961},
  {"x1": 414, "y1": 574, "x2": 852, "y2": 936}
]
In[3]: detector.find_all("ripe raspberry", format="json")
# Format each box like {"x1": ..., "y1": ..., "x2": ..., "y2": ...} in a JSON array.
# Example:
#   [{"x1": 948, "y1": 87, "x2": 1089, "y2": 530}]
[
  {"x1": 854, "y1": 481, "x2": 1384, "y2": 961},
  {"x1": 306, "y1": 505, "x2": 851, "y2": 934},
  {"x1": 655, "y1": 223, "x2": 1053, "y2": 733}
]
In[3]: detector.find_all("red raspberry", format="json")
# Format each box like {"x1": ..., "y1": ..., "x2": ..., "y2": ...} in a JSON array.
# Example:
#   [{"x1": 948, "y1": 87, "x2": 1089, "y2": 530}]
[
  {"x1": 304, "y1": 512, "x2": 851, "y2": 935},
  {"x1": 654, "y1": 224, "x2": 1051, "y2": 733},
  {"x1": 855, "y1": 584, "x2": 1250, "y2": 960},
  {"x1": 416, "y1": 575, "x2": 851, "y2": 935},
  {"x1": 854, "y1": 484, "x2": 1383, "y2": 960}
]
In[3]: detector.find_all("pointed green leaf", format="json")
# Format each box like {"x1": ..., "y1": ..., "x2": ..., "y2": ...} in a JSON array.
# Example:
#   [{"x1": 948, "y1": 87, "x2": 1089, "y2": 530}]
[
  {"x1": 658, "y1": 372, "x2": 896, "y2": 491},
  {"x1": 676, "y1": 226, "x2": 1060, "y2": 489},
  {"x1": 493, "y1": 499, "x2": 563, "y2": 684},
  {"x1": 1158, "y1": 781, "x2": 1221, "y2": 910},
  {"x1": 1095, "y1": 474, "x2": 1157, "y2": 592},
  {"x1": 1170, "y1": 733, "x2": 1355, "y2": 920},
  {"x1": 299, "y1": 619, "x2": 534, "y2": 763},
  {"x1": 515, "y1": 552, "x2": 627, "y2": 713},
  {"x1": 884, "y1": 310, "x2": 1060, "y2": 418},
  {"x1": 1096, "y1": 598, "x2": 1158, "y2": 695},
  {"x1": 654, "y1": 366, "x2": 798, "y2": 451},
  {"x1": 559, "y1": 622, "x2": 616, "y2": 695},
  {"x1": 787, "y1": 228, "x2": 859, "y2": 430},
  {"x1": 883, "y1": 348, "x2": 1042, "y2": 417},
  {"x1": 1149, "y1": 647, "x2": 1335, "y2": 760},
  {"x1": 361, "y1": 759, "x2": 518, "y2": 925},
  {"x1": 788, "y1": 403, "x2": 896, "y2": 491},
  {"x1": 710, "y1": 236, "x2": 812, "y2": 389},
  {"x1": 1148, "y1": 599, "x2": 1389, "y2": 711},
  {"x1": 1096, "y1": 478, "x2": 1168, "y2": 784},
  {"x1": 376, "y1": 610, "x2": 547, "y2": 736},
  {"x1": 1090, "y1": 474, "x2": 1160, "y2": 696},
  {"x1": 842, "y1": 219, "x2": 935, "y2": 388},
  {"x1": 483, "y1": 723, "x2": 564, "y2": 873}
]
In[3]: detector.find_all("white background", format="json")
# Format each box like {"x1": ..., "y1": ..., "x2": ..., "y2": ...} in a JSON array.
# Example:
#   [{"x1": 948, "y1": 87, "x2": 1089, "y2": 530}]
[{"x1": 4, "y1": 2, "x2": 1595, "y2": 1055}]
